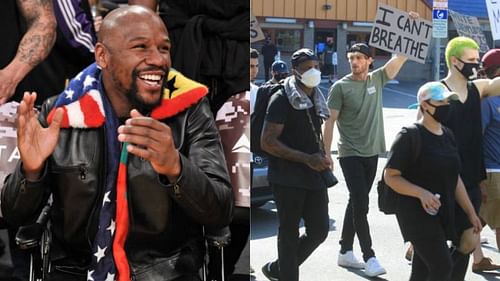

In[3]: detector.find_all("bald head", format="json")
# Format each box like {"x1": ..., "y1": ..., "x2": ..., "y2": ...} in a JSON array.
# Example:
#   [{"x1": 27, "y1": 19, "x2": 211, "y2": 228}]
[
  {"x1": 98, "y1": 5, "x2": 166, "y2": 44},
  {"x1": 94, "y1": 5, "x2": 172, "y2": 117}
]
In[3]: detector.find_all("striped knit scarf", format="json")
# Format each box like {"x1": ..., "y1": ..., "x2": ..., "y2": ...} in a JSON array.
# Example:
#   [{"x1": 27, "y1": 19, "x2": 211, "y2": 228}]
[{"x1": 47, "y1": 63, "x2": 208, "y2": 281}]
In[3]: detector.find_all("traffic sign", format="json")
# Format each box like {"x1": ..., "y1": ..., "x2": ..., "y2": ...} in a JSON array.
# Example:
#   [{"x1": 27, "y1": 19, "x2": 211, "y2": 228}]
[
  {"x1": 433, "y1": 18, "x2": 448, "y2": 38},
  {"x1": 432, "y1": 1, "x2": 448, "y2": 39},
  {"x1": 433, "y1": 9, "x2": 448, "y2": 20}
]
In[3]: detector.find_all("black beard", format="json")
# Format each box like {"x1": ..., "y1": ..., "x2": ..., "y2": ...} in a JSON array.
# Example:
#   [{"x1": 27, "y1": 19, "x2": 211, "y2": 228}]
[{"x1": 126, "y1": 68, "x2": 168, "y2": 115}]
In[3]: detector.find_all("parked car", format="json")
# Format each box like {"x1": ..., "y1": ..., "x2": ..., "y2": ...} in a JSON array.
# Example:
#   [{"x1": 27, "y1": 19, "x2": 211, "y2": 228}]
[{"x1": 251, "y1": 154, "x2": 273, "y2": 207}]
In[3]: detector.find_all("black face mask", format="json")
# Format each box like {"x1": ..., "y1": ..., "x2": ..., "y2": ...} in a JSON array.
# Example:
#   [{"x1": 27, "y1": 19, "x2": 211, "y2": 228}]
[
  {"x1": 425, "y1": 100, "x2": 451, "y2": 123},
  {"x1": 455, "y1": 58, "x2": 480, "y2": 80}
]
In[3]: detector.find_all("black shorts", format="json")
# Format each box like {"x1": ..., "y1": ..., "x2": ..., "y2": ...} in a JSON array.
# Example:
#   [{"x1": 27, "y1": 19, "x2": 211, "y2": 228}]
[{"x1": 454, "y1": 187, "x2": 481, "y2": 236}]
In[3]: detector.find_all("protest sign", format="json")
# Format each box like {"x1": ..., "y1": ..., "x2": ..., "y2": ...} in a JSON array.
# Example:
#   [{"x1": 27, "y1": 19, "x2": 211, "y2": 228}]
[
  {"x1": 450, "y1": 10, "x2": 489, "y2": 53},
  {"x1": 250, "y1": 13, "x2": 265, "y2": 43},
  {"x1": 369, "y1": 4, "x2": 433, "y2": 63},
  {"x1": 486, "y1": 0, "x2": 500, "y2": 40}
]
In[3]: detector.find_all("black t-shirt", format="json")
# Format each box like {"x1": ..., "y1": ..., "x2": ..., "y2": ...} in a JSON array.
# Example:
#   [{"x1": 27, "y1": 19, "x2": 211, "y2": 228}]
[
  {"x1": 441, "y1": 81, "x2": 486, "y2": 190},
  {"x1": 265, "y1": 90, "x2": 325, "y2": 189},
  {"x1": 323, "y1": 46, "x2": 334, "y2": 65},
  {"x1": 386, "y1": 125, "x2": 460, "y2": 242},
  {"x1": 261, "y1": 43, "x2": 277, "y2": 63}
]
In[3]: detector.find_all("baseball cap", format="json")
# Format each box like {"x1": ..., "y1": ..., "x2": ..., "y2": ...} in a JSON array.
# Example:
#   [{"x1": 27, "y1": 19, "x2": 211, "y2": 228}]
[
  {"x1": 272, "y1": 60, "x2": 289, "y2": 73},
  {"x1": 481, "y1": 49, "x2": 500, "y2": 72},
  {"x1": 291, "y1": 48, "x2": 318, "y2": 67},
  {"x1": 408, "y1": 81, "x2": 459, "y2": 109},
  {"x1": 348, "y1": 43, "x2": 372, "y2": 58}
]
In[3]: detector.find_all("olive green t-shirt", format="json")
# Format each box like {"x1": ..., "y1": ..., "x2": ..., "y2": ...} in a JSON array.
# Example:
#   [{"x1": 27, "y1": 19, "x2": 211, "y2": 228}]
[{"x1": 327, "y1": 68, "x2": 389, "y2": 157}]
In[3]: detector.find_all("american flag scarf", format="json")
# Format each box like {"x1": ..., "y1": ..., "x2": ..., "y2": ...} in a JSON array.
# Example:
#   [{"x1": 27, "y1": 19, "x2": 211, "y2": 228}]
[{"x1": 47, "y1": 63, "x2": 208, "y2": 280}]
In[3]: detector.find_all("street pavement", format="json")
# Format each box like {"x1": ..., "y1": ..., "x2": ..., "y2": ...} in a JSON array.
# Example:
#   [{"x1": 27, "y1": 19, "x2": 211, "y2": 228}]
[{"x1": 250, "y1": 79, "x2": 500, "y2": 281}]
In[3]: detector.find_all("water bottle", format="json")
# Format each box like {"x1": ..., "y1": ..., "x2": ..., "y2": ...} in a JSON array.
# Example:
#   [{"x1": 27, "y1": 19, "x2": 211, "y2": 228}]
[
  {"x1": 91, "y1": 4, "x2": 98, "y2": 19},
  {"x1": 425, "y1": 193, "x2": 441, "y2": 215}
]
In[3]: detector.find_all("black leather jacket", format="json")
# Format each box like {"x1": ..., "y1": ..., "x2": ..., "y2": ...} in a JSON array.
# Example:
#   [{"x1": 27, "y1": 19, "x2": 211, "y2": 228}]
[{"x1": 2, "y1": 96, "x2": 233, "y2": 279}]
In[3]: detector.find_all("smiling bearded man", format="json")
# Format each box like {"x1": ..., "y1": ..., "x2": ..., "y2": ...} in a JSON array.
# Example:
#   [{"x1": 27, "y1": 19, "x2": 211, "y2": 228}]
[{"x1": 2, "y1": 5, "x2": 233, "y2": 281}]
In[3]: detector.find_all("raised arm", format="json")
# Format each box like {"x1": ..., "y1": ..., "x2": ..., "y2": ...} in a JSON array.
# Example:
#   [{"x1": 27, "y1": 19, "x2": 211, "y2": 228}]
[
  {"x1": 129, "y1": 0, "x2": 158, "y2": 11},
  {"x1": 0, "y1": 0, "x2": 57, "y2": 104},
  {"x1": 2, "y1": 92, "x2": 63, "y2": 226},
  {"x1": 473, "y1": 77, "x2": 500, "y2": 98},
  {"x1": 382, "y1": 55, "x2": 408, "y2": 80},
  {"x1": 381, "y1": 11, "x2": 420, "y2": 81}
]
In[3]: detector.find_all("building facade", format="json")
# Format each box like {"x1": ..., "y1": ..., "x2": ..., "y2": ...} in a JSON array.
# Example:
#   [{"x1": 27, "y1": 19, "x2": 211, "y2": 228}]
[{"x1": 251, "y1": 0, "x2": 494, "y2": 82}]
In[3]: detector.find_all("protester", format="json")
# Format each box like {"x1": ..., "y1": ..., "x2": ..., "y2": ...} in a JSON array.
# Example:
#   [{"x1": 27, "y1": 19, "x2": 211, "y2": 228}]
[
  {"x1": 264, "y1": 60, "x2": 289, "y2": 85},
  {"x1": 323, "y1": 41, "x2": 411, "y2": 277},
  {"x1": 439, "y1": 36, "x2": 500, "y2": 280},
  {"x1": 322, "y1": 38, "x2": 337, "y2": 83},
  {"x1": 384, "y1": 81, "x2": 482, "y2": 281},
  {"x1": 479, "y1": 49, "x2": 500, "y2": 252},
  {"x1": 470, "y1": 48, "x2": 500, "y2": 273},
  {"x1": 260, "y1": 48, "x2": 331, "y2": 281},
  {"x1": 250, "y1": 48, "x2": 260, "y2": 113},
  {"x1": 261, "y1": 38, "x2": 278, "y2": 82},
  {"x1": 2, "y1": 6, "x2": 233, "y2": 280}
]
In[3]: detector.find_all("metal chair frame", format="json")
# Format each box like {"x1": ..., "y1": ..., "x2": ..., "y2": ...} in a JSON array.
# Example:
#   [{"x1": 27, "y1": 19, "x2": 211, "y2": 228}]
[{"x1": 16, "y1": 201, "x2": 231, "y2": 281}]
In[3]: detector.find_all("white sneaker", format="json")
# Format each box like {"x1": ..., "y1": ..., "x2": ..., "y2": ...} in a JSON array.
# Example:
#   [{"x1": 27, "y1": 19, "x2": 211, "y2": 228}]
[
  {"x1": 338, "y1": 251, "x2": 365, "y2": 269},
  {"x1": 364, "y1": 257, "x2": 386, "y2": 277}
]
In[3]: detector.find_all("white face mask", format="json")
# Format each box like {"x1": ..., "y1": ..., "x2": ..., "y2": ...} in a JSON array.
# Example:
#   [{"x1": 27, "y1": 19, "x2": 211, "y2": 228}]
[{"x1": 297, "y1": 68, "x2": 321, "y2": 88}]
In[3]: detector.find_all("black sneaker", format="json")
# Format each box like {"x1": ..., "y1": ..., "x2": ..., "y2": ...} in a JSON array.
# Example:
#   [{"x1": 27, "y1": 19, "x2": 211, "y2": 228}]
[{"x1": 261, "y1": 262, "x2": 279, "y2": 281}]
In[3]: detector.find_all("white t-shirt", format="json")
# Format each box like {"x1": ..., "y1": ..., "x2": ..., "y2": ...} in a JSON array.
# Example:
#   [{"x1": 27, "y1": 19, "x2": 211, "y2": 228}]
[{"x1": 249, "y1": 82, "x2": 258, "y2": 114}]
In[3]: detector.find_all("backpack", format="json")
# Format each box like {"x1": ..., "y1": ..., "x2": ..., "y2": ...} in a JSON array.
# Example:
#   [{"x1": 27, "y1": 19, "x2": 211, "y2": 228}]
[
  {"x1": 377, "y1": 124, "x2": 422, "y2": 215},
  {"x1": 250, "y1": 83, "x2": 284, "y2": 156}
]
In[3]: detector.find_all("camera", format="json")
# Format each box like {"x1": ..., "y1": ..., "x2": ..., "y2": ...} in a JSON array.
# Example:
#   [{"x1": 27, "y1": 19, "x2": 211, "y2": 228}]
[{"x1": 320, "y1": 169, "x2": 338, "y2": 187}]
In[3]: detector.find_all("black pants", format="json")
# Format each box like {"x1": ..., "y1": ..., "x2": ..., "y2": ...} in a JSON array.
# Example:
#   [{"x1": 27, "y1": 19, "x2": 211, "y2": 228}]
[
  {"x1": 410, "y1": 236, "x2": 453, "y2": 281},
  {"x1": 272, "y1": 183, "x2": 329, "y2": 281},
  {"x1": 339, "y1": 156, "x2": 378, "y2": 261},
  {"x1": 264, "y1": 60, "x2": 272, "y2": 81}
]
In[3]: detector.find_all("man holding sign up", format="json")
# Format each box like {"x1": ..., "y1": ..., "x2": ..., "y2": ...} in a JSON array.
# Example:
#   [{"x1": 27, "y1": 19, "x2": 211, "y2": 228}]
[{"x1": 323, "y1": 7, "x2": 422, "y2": 278}]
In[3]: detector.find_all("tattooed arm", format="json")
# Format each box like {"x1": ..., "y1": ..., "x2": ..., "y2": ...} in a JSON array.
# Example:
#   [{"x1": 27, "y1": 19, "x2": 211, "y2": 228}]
[
  {"x1": 261, "y1": 121, "x2": 331, "y2": 172},
  {"x1": 0, "y1": 0, "x2": 56, "y2": 104}
]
